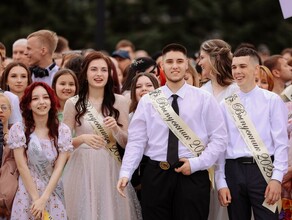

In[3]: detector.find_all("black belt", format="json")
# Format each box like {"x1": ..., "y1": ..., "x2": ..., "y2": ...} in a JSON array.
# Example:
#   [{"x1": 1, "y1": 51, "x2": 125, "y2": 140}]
[
  {"x1": 227, "y1": 155, "x2": 274, "y2": 164},
  {"x1": 148, "y1": 159, "x2": 183, "y2": 170}
]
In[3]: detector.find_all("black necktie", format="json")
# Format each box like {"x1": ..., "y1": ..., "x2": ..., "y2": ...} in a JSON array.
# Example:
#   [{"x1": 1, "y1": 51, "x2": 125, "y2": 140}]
[{"x1": 167, "y1": 94, "x2": 179, "y2": 165}]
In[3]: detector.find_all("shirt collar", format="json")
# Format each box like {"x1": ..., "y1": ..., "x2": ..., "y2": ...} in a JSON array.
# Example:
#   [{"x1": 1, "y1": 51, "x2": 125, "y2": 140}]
[
  {"x1": 239, "y1": 85, "x2": 259, "y2": 97},
  {"x1": 163, "y1": 82, "x2": 188, "y2": 100}
]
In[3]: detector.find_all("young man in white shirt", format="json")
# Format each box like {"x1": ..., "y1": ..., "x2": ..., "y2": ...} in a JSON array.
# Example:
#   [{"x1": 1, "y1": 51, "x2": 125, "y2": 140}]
[
  {"x1": 26, "y1": 29, "x2": 59, "y2": 87},
  {"x1": 117, "y1": 43, "x2": 227, "y2": 220},
  {"x1": 216, "y1": 47, "x2": 288, "y2": 220}
]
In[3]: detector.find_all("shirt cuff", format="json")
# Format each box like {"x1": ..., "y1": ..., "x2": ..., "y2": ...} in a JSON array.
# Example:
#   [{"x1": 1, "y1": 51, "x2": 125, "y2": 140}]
[
  {"x1": 189, "y1": 157, "x2": 200, "y2": 173},
  {"x1": 216, "y1": 179, "x2": 228, "y2": 190},
  {"x1": 119, "y1": 170, "x2": 131, "y2": 180},
  {"x1": 271, "y1": 170, "x2": 284, "y2": 183}
]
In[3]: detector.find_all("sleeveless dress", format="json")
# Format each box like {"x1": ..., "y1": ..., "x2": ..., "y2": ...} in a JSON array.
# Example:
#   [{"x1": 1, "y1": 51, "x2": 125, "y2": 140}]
[
  {"x1": 62, "y1": 97, "x2": 142, "y2": 220},
  {"x1": 8, "y1": 122, "x2": 73, "y2": 220}
]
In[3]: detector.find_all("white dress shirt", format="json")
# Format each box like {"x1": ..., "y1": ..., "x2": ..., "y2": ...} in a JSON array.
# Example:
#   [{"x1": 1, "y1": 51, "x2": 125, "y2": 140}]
[
  {"x1": 119, "y1": 83, "x2": 228, "y2": 179},
  {"x1": 215, "y1": 86, "x2": 289, "y2": 190}
]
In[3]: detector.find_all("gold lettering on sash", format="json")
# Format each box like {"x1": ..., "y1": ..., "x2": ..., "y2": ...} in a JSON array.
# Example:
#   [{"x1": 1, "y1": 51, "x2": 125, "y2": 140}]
[
  {"x1": 225, "y1": 94, "x2": 277, "y2": 212},
  {"x1": 148, "y1": 88, "x2": 205, "y2": 157},
  {"x1": 148, "y1": 88, "x2": 214, "y2": 188},
  {"x1": 71, "y1": 96, "x2": 121, "y2": 164}
]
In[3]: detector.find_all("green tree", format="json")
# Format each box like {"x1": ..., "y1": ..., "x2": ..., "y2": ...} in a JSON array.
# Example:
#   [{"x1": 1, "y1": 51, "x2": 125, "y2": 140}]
[{"x1": 0, "y1": 0, "x2": 291, "y2": 57}]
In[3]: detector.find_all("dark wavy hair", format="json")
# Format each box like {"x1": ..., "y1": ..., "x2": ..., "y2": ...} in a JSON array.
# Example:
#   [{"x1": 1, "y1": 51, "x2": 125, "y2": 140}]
[
  {"x1": 75, "y1": 51, "x2": 120, "y2": 126},
  {"x1": 20, "y1": 82, "x2": 60, "y2": 149}
]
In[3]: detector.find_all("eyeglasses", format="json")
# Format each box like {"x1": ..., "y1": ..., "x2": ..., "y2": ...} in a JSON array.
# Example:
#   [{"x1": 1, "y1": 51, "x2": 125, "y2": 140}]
[{"x1": 0, "y1": 104, "x2": 9, "y2": 112}]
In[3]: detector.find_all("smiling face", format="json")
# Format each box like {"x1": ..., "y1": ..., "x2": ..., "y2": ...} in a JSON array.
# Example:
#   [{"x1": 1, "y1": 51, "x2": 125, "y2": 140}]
[
  {"x1": 55, "y1": 73, "x2": 76, "y2": 102},
  {"x1": 232, "y1": 56, "x2": 257, "y2": 92},
  {"x1": 6, "y1": 65, "x2": 29, "y2": 96},
  {"x1": 198, "y1": 50, "x2": 213, "y2": 79},
  {"x1": 135, "y1": 75, "x2": 156, "y2": 102},
  {"x1": 30, "y1": 86, "x2": 51, "y2": 117},
  {"x1": 87, "y1": 58, "x2": 109, "y2": 89},
  {"x1": 162, "y1": 51, "x2": 188, "y2": 84}
]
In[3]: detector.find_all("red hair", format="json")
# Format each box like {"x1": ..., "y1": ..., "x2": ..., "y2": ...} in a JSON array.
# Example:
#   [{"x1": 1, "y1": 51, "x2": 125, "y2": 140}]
[
  {"x1": 158, "y1": 66, "x2": 166, "y2": 86},
  {"x1": 20, "y1": 82, "x2": 60, "y2": 148}
]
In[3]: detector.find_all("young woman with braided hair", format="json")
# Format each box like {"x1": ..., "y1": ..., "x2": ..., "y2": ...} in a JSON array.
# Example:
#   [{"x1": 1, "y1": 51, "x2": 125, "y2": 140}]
[
  {"x1": 198, "y1": 39, "x2": 239, "y2": 102},
  {"x1": 198, "y1": 39, "x2": 239, "y2": 220}
]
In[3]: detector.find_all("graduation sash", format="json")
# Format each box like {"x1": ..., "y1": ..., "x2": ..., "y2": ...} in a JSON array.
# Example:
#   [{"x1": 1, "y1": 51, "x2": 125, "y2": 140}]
[
  {"x1": 148, "y1": 88, "x2": 216, "y2": 187},
  {"x1": 71, "y1": 96, "x2": 121, "y2": 164},
  {"x1": 148, "y1": 88, "x2": 205, "y2": 157},
  {"x1": 225, "y1": 93, "x2": 278, "y2": 213}
]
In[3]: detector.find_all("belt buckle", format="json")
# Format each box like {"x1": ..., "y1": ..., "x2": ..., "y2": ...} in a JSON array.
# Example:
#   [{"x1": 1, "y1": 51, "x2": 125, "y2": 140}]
[{"x1": 159, "y1": 161, "x2": 170, "y2": 170}]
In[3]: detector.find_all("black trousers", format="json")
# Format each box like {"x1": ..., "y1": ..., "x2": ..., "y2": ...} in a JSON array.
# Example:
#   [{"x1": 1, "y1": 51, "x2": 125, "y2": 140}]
[
  {"x1": 141, "y1": 161, "x2": 210, "y2": 220},
  {"x1": 225, "y1": 159, "x2": 278, "y2": 220}
]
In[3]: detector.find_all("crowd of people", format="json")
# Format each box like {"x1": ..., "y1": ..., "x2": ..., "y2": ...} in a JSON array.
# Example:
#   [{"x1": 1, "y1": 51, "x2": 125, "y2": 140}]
[{"x1": 0, "y1": 29, "x2": 291, "y2": 220}]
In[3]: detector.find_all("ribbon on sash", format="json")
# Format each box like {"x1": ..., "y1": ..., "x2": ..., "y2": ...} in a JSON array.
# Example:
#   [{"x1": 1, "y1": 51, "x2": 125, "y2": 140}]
[
  {"x1": 71, "y1": 96, "x2": 121, "y2": 164},
  {"x1": 147, "y1": 88, "x2": 215, "y2": 187},
  {"x1": 28, "y1": 133, "x2": 65, "y2": 205},
  {"x1": 225, "y1": 93, "x2": 279, "y2": 213}
]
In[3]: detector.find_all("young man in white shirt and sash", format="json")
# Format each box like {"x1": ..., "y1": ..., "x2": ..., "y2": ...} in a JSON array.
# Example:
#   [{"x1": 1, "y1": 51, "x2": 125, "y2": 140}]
[
  {"x1": 117, "y1": 43, "x2": 228, "y2": 220},
  {"x1": 216, "y1": 47, "x2": 289, "y2": 220}
]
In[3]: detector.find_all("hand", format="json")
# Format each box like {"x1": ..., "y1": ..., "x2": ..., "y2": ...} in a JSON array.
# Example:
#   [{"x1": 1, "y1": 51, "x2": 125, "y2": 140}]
[
  {"x1": 82, "y1": 134, "x2": 106, "y2": 149},
  {"x1": 174, "y1": 158, "x2": 191, "y2": 175},
  {"x1": 117, "y1": 177, "x2": 129, "y2": 198},
  {"x1": 218, "y1": 187, "x2": 232, "y2": 207},
  {"x1": 30, "y1": 197, "x2": 46, "y2": 219},
  {"x1": 104, "y1": 116, "x2": 118, "y2": 133},
  {"x1": 264, "y1": 179, "x2": 281, "y2": 205}
]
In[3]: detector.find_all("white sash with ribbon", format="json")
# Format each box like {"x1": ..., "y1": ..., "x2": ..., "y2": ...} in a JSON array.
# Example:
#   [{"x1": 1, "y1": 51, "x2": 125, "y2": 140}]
[
  {"x1": 71, "y1": 96, "x2": 121, "y2": 164},
  {"x1": 148, "y1": 88, "x2": 216, "y2": 187},
  {"x1": 28, "y1": 133, "x2": 64, "y2": 204},
  {"x1": 147, "y1": 88, "x2": 205, "y2": 157},
  {"x1": 225, "y1": 93, "x2": 278, "y2": 212}
]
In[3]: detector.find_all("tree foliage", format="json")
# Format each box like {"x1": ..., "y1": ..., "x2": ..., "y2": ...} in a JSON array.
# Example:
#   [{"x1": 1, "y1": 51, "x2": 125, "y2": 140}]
[{"x1": 0, "y1": 0, "x2": 291, "y2": 57}]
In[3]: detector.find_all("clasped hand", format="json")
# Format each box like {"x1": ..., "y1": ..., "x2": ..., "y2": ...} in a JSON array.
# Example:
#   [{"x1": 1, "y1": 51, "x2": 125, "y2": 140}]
[
  {"x1": 82, "y1": 134, "x2": 107, "y2": 149},
  {"x1": 30, "y1": 197, "x2": 46, "y2": 219}
]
